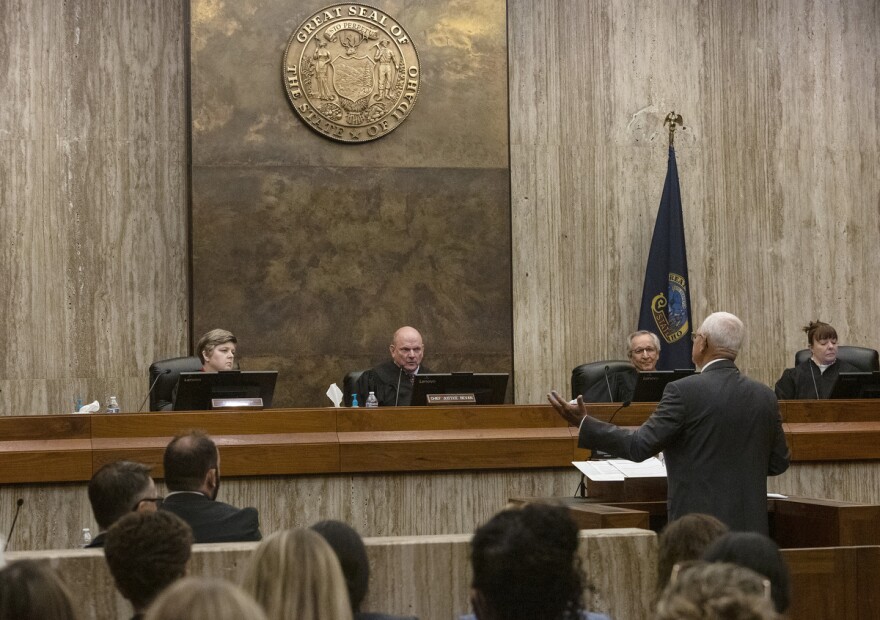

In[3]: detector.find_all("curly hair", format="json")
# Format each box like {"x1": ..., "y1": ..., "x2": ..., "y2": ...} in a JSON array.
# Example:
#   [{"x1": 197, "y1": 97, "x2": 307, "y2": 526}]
[
  {"x1": 470, "y1": 504, "x2": 585, "y2": 620},
  {"x1": 103, "y1": 511, "x2": 193, "y2": 611},
  {"x1": 654, "y1": 561, "x2": 778, "y2": 620}
]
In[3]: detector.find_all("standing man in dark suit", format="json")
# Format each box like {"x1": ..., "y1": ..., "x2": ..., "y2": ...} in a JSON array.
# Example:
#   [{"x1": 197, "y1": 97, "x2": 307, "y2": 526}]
[
  {"x1": 355, "y1": 326, "x2": 433, "y2": 406},
  {"x1": 549, "y1": 312, "x2": 790, "y2": 534},
  {"x1": 160, "y1": 430, "x2": 262, "y2": 543}
]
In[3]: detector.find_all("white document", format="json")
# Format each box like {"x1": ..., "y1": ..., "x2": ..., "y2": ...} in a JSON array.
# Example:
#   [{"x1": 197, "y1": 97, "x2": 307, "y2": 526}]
[{"x1": 573, "y1": 456, "x2": 667, "y2": 482}]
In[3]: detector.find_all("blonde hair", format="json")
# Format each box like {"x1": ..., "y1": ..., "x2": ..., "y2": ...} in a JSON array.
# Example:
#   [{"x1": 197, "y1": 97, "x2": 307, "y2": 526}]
[
  {"x1": 242, "y1": 528, "x2": 353, "y2": 620},
  {"x1": 144, "y1": 578, "x2": 266, "y2": 620},
  {"x1": 196, "y1": 329, "x2": 237, "y2": 365}
]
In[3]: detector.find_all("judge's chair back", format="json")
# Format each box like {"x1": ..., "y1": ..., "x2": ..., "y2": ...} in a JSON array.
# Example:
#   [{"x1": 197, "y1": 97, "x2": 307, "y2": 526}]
[
  {"x1": 149, "y1": 356, "x2": 203, "y2": 411},
  {"x1": 343, "y1": 370, "x2": 366, "y2": 407},
  {"x1": 794, "y1": 346, "x2": 880, "y2": 372},
  {"x1": 570, "y1": 360, "x2": 633, "y2": 400}
]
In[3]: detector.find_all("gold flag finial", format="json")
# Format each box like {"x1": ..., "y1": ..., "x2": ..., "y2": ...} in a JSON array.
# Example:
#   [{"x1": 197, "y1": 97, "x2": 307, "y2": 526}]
[{"x1": 664, "y1": 112, "x2": 684, "y2": 146}]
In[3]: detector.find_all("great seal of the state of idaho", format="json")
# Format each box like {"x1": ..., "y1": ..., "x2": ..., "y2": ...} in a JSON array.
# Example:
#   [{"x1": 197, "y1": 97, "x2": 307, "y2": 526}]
[{"x1": 283, "y1": 4, "x2": 420, "y2": 143}]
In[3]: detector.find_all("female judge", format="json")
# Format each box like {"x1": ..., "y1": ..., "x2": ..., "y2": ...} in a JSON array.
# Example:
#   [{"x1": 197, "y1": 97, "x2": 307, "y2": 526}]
[
  {"x1": 775, "y1": 320, "x2": 858, "y2": 399},
  {"x1": 197, "y1": 329, "x2": 237, "y2": 372}
]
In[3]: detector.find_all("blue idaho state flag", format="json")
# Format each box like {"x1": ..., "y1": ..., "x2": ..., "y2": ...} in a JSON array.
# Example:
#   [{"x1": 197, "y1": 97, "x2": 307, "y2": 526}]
[{"x1": 638, "y1": 146, "x2": 694, "y2": 370}]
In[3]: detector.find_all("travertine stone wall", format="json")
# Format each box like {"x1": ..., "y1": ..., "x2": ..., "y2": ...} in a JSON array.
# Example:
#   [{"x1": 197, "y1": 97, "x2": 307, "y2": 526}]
[
  {"x1": 0, "y1": 0, "x2": 189, "y2": 415},
  {"x1": 509, "y1": 0, "x2": 880, "y2": 403}
]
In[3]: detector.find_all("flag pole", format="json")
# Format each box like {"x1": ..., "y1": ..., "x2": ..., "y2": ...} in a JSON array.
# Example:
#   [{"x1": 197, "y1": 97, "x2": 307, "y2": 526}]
[{"x1": 664, "y1": 112, "x2": 684, "y2": 147}]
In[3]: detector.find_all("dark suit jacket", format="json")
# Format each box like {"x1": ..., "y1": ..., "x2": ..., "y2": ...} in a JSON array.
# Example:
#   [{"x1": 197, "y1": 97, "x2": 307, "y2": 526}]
[
  {"x1": 160, "y1": 492, "x2": 262, "y2": 543},
  {"x1": 355, "y1": 360, "x2": 433, "y2": 407},
  {"x1": 579, "y1": 359, "x2": 790, "y2": 533}
]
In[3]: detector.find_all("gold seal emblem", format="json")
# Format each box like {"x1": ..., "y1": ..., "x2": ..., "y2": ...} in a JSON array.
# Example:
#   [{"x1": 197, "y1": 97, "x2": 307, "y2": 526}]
[{"x1": 283, "y1": 4, "x2": 420, "y2": 143}]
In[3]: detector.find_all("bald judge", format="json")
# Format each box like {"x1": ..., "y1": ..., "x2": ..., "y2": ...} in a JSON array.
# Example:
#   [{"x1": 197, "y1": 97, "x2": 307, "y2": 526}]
[{"x1": 355, "y1": 326, "x2": 434, "y2": 406}]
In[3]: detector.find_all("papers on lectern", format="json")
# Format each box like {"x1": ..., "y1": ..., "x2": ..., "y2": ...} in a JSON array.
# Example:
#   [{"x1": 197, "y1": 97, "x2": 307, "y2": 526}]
[{"x1": 573, "y1": 457, "x2": 667, "y2": 482}]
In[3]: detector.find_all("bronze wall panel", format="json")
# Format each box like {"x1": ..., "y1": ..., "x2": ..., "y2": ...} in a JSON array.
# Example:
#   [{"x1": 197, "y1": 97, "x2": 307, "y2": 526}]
[{"x1": 191, "y1": 0, "x2": 511, "y2": 407}]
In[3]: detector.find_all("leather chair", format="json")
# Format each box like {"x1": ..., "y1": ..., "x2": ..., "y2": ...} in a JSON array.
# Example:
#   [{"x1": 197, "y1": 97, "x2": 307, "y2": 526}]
[
  {"x1": 149, "y1": 356, "x2": 203, "y2": 411},
  {"x1": 794, "y1": 346, "x2": 880, "y2": 372},
  {"x1": 570, "y1": 360, "x2": 634, "y2": 400},
  {"x1": 343, "y1": 369, "x2": 366, "y2": 407}
]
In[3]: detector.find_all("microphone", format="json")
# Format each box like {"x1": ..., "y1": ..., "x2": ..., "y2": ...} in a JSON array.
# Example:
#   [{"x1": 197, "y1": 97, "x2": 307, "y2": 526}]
[
  {"x1": 607, "y1": 399, "x2": 632, "y2": 427},
  {"x1": 603, "y1": 365, "x2": 614, "y2": 401},
  {"x1": 3, "y1": 498, "x2": 24, "y2": 552},
  {"x1": 394, "y1": 365, "x2": 403, "y2": 407},
  {"x1": 139, "y1": 369, "x2": 171, "y2": 412}
]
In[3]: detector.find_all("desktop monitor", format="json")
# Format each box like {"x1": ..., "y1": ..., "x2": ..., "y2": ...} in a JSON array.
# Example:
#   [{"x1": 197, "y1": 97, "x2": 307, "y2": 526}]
[
  {"x1": 631, "y1": 369, "x2": 695, "y2": 402},
  {"x1": 172, "y1": 370, "x2": 278, "y2": 411},
  {"x1": 829, "y1": 372, "x2": 880, "y2": 399},
  {"x1": 410, "y1": 372, "x2": 509, "y2": 406}
]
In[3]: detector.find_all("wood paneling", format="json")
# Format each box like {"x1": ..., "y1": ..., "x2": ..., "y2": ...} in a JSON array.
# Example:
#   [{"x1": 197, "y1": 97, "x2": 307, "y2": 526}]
[
  {"x1": 509, "y1": 0, "x2": 880, "y2": 404},
  {"x1": 0, "y1": 0, "x2": 188, "y2": 417}
]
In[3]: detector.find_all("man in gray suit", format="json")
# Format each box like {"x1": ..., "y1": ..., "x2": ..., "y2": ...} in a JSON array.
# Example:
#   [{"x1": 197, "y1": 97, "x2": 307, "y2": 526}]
[{"x1": 548, "y1": 311, "x2": 790, "y2": 534}]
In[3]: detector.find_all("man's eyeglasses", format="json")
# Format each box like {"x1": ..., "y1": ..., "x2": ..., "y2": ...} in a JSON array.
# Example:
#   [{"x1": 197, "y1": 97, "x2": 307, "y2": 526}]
[
  {"x1": 631, "y1": 347, "x2": 658, "y2": 355},
  {"x1": 132, "y1": 496, "x2": 164, "y2": 511}
]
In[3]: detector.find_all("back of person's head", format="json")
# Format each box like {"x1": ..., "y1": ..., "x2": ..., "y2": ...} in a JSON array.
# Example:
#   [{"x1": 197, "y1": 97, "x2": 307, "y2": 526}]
[
  {"x1": 144, "y1": 577, "x2": 266, "y2": 620},
  {"x1": 104, "y1": 510, "x2": 194, "y2": 612},
  {"x1": 310, "y1": 520, "x2": 370, "y2": 613},
  {"x1": 242, "y1": 527, "x2": 353, "y2": 620},
  {"x1": 657, "y1": 514, "x2": 729, "y2": 591},
  {"x1": 196, "y1": 329, "x2": 237, "y2": 364},
  {"x1": 163, "y1": 430, "x2": 218, "y2": 492},
  {"x1": 0, "y1": 560, "x2": 77, "y2": 620},
  {"x1": 702, "y1": 532, "x2": 790, "y2": 614},
  {"x1": 699, "y1": 312, "x2": 745, "y2": 355},
  {"x1": 470, "y1": 504, "x2": 585, "y2": 620},
  {"x1": 87, "y1": 460, "x2": 154, "y2": 530},
  {"x1": 802, "y1": 320, "x2": 837, "y2": 345},
  {"x1": 653, "y1": 561, "x2": 778, "y2": 620}
]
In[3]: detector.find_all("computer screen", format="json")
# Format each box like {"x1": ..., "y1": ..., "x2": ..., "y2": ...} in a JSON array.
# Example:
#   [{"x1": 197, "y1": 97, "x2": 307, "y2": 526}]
[
  {"x1": 410, "y1": 372, "x2": 508, "y2": 406},
  {"x1": 172, "y1": 370, "x2": 278, "y2": 411},
  {"x1": 829, "y1": 372, "x2": 880, "y2": 399},
  {"x1": 631, "y1": 369, "x2": 695, "y2": 402}
]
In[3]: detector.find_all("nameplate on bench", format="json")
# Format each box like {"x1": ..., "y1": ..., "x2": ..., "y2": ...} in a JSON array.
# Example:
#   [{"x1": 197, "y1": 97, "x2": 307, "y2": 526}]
[
  {"x1": 211, "y1": 398, "x2": 264, "y2": 410},
  {"x1": 426, "y1": 393, "x2": 476, "y2": 405}
]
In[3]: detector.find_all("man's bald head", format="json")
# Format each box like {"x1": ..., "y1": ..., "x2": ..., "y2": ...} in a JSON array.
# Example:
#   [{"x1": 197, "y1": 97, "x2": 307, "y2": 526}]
[{"x1": 389, "y1": 326, "x2": 425, "y2": 372}]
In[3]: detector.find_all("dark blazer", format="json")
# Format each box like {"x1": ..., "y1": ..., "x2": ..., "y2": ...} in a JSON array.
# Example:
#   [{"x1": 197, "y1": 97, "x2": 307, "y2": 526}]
[
  {"x1": 160, "y1": 492, "x2": 262, "y2": 543},
  {"x1": 355, "y1": 360, "x2": 433, "y2": 407},
  {"x1": 775, "y1": 358, "x2": 859, "y2": 400},
  {"x1": 578, "y1": 359, "x2": 790, "y2": 534}
]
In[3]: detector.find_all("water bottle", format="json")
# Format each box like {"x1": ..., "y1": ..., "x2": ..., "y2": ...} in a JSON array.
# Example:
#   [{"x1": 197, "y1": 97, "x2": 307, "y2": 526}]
[
  {"x1": 351, "y1": 393, "x2": 360, "y2": 407},
  {"x1": 365, "y1": 391, "x2": 379, "y2": 408},
  {"x1": 81, "y1": 527, "x2": 92, "y2": 547},
  {"x1": 105, "y1": 396, "x2": 120, "y2": 414}
]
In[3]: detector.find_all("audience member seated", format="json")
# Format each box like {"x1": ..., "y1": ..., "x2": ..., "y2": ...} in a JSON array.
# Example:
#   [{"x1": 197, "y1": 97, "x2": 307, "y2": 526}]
[
  {"x1": 86, "y1": 460, "x2": 161, "y2": 548},
  {"x1": 656, "y1": 514, "x2": 729, "y2": 595},
  {"x1": 775, "y1": 320, "x2": 858, "y2": 399},
  {"x1": 653, "y1": 561, "x2": 777, "y2": 620},
  {"x1": 703, "y1": 532, "x2": 790, "y2": 615},
  {"x1": 0, "y1": 559, "x2": 77, "y2": 620},
  {"x1": 311, "y1": 519, "x2": 418, "y2": 620},
  {"x1": 354, "y1": 326, "x2": 433, "y2": 406},
  {"x1": 242, "y1": 528, "x2": 353, "y2": 620},
  {"x1": 160, "y1": 431, "x2": 261, "y2": 543},
  {"x1": 144, "y1": 577, "x2": 267, "y2": 620},
  {"x1": 582, "y1": 331, "x2": 661, "y2": 402},
  {"x1": 103, "y1": 511, "x2": 193, "y2": 620},
  {"x1": 463, "y1": 504, "x2": 611, "y2": 620}
]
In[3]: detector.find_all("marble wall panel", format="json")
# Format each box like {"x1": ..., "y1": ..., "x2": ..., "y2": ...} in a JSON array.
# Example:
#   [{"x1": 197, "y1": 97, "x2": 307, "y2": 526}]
[
  {"x1": 509, "y1": 0, "x2": 880, "y2": 403},
  {"x1": 190, "y1": 0, "x2": 512, "y2": 408},
  {"x1": 0, "y1": 0, "x2": 189, "y2": 416}
]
